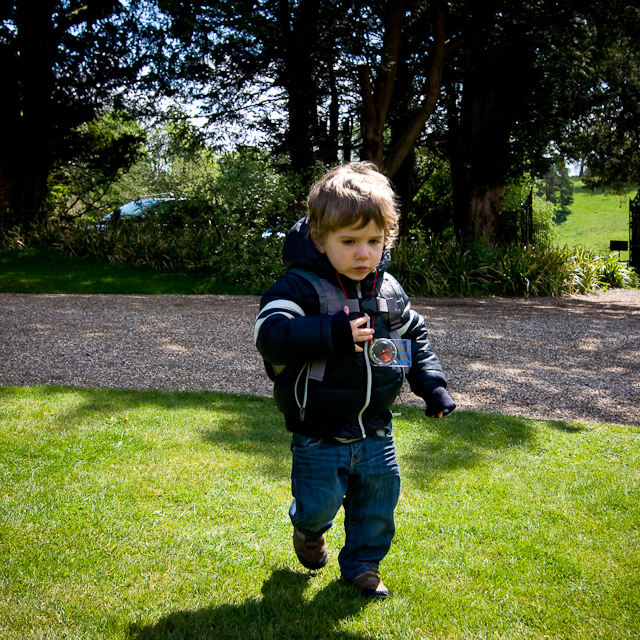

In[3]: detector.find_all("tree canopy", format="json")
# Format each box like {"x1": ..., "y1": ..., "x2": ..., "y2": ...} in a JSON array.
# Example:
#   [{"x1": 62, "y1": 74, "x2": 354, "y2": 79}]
[
  {"x1": 563, "y1": 12, "x2": 640, "y2": 194},
  {"x1": 0, "y1": 0, "x2": 164, "y2": 225},
  {"x1": 2, "y1": 0, "x2": 639, "y2": 242}
]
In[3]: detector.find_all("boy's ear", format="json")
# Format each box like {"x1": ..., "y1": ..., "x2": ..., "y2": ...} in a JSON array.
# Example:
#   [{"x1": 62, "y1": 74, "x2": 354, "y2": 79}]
[{"x1": 311, "y1": 231, "x2": 326, "y2": 254}]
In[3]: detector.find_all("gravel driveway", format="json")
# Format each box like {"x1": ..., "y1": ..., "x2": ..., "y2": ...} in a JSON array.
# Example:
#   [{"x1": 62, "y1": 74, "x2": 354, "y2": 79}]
[{"x1": 1, "y1": 289, "x2": 638, "y2": 426}]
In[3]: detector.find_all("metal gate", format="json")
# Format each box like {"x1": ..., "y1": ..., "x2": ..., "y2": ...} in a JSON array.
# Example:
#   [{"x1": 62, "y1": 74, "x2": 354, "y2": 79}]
[
  {"x1": 631, "y1": 192, "x2": 640, "y2": 271},
  {"x1": 500, "y1": 188, "x2": 534, "y2": 245}
]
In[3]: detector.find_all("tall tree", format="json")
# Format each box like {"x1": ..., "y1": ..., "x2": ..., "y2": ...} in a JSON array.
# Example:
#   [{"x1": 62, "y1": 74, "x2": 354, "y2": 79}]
[
  {"x1": 0, "y1": 1, "x2": 156, "y2": 226},
  {"x1": 356, "y1": 0, "x2": 455, "y2": 179},
  {"x1": 157, "y1": 0, "x2": 351, "y2": 183},
  {"x1": 437, "y1": 0, "x2": 627, "y2": 241},
  {"x1": 562, "y1": 13, "x2": 640, "y2": 194}
]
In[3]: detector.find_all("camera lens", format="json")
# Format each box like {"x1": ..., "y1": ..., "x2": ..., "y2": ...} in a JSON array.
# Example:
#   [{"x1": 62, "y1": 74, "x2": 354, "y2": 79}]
[{"x1": 370, "y1": 339, "x2": 397, "y2": 365}]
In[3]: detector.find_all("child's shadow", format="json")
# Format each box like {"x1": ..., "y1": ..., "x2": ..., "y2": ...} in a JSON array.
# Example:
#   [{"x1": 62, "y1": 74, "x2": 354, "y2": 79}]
[{"x1": 131, "y1": 568, "x2": 376, "y2": 640}]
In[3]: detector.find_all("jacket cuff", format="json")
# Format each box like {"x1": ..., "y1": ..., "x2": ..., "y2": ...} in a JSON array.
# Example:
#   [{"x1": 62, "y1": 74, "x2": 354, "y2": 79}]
[
  {"x1": 331, "y1": 310, "x2": 355, "y2": 355},
  {"x1": 424, "y1": 385, "x2": 456, "y2": 417}
]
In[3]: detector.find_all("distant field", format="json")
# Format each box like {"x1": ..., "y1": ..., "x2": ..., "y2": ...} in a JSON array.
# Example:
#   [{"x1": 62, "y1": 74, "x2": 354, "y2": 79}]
[{"x1": 554, "y1": 178, "x2": 637, "y2": 262}]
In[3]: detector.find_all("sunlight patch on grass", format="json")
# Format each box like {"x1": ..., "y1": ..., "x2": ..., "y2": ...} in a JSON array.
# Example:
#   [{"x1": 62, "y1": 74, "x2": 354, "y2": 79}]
[
  {"x1": 555, "y1": 179, "x2": 637, "y2": 261},
  {"x1": 1, "y1": 387, "x2": 638, "y2": 639}
]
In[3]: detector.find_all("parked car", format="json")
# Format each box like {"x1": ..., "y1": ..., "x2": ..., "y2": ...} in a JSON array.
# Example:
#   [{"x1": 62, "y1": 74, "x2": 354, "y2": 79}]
[{"x1": 97, "y1": 195, "x2": 176, "y2": 227}]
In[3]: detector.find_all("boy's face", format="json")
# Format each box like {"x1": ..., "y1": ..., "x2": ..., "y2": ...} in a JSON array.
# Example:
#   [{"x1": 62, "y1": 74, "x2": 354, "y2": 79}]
[{"x1": 315, "y1": 219, "x2": 385, "y2": 281}]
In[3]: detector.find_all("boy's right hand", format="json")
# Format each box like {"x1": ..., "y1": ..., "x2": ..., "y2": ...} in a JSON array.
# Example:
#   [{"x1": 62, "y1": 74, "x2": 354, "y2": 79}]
[{"x1": 345, "y1": 305, "x2": 374, "y2": 352}]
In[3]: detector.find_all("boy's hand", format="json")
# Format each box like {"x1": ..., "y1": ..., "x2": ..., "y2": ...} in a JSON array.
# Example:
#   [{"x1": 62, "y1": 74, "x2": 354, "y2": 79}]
[{"x1": 345, "y1": 305, "x2": 374, "y2": 353}]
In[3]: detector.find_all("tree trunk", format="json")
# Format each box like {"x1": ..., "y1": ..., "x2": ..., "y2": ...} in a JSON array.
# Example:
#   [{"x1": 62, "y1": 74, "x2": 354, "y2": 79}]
[
  {"x1": 450, "y1": 44, "x2": 508, "y2": 243},
  {"x1": 342, "y1": 118, "x2": 352, "y2": 163},
  {"x1": 0, "y1": 2, "x2": 56, "y2": 227},
  {"x1": 359, "y1": 0, "x2": 451, "y2": 180},
  {"x1": 383, "y1": 1, "x2": 448, "y2": 179},
  {"x1": 277, "y1": 0, "x2": 319, "y2": 182},
  {"x1": 359, "y1": 0, "x2": 404, "y2": 171}
]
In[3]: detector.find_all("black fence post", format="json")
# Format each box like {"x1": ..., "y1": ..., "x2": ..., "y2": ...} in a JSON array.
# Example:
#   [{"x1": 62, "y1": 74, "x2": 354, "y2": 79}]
[
  {"x1": 520, "y1": 189, "x2": 534, "y2": 245},
  {"x1": 631, "y1": 192, "x2": 640, "y2": 271}
]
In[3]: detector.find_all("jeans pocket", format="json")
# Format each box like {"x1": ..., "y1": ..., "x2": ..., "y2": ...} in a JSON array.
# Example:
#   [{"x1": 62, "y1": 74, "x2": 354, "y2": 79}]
[
  {"x1": 291, "y1": 433, "x2": 325, "y2": 451},
  {"x1": 371, "y1": 423, "x2": 393, "y2": 440}
]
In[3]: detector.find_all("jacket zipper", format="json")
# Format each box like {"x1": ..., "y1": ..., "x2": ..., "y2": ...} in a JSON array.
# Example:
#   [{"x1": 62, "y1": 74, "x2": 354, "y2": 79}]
[{"x1": 356, "y1": 281, "x2": 372, "y2": 437}]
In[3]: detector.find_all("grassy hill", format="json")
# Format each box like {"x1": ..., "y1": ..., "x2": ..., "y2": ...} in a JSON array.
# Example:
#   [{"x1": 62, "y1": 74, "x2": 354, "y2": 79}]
[{"x1": 554, "y1": 178, "x2": 637, "y2": 262}]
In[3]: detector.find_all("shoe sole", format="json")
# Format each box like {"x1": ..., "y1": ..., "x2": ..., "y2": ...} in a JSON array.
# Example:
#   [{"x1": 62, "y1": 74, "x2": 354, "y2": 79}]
[{"x1": 295, "y1": 552, "x2": 328, "y2": 570}]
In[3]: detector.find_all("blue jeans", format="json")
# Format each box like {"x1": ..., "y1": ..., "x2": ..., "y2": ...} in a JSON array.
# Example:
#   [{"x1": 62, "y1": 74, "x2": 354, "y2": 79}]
[{"x1": 289, "y1": 425, "x2": 401, "y2": 581}]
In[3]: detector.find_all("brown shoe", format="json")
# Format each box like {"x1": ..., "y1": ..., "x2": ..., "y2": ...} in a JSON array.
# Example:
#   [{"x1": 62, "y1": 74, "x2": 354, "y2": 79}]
[
  {"x1": 345, "y1": 567, "x2": 390, "y2": 599},
  {"x1": 293, "y1": 528, "x2": 328, "y2": 570}
]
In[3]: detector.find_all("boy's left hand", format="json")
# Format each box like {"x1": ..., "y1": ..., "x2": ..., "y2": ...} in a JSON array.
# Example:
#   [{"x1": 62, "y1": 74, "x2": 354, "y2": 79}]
[
  {"x1": 425, "y1": 387, "x2": 456, "y2": 418},
  {"x1": 345, "y1": 306, "x2": 374, "y2": 352}
]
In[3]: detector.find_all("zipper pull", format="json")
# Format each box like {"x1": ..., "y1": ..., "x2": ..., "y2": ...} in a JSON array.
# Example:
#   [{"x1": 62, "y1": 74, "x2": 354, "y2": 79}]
[{"x1": 356, "y1": 282, "x2": 362, "y2": 299}]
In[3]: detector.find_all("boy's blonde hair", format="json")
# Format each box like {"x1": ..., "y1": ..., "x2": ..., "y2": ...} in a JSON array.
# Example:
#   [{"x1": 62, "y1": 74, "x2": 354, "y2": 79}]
[{"x1": 307, "y1": 162, "x2": 400, "y2": 248}]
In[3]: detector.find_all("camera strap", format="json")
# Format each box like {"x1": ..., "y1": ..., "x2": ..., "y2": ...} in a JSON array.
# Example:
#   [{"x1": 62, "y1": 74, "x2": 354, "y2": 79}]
[{"x1": 289, "y1": 268, "x2": 405, "y2": 381}]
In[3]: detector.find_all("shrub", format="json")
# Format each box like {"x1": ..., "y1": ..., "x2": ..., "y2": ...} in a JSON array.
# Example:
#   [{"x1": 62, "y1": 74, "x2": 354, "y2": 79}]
[
  {"x1": 2, "y1": 220, "x2": 637, "y2": 297},
  {"x1": 391, "y1": 238, "x2": 638, "y2": 298}
]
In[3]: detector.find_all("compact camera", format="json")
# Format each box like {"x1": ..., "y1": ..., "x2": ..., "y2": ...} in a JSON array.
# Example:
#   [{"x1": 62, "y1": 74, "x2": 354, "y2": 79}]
[{"x1": 369, "y1": 339, "x2": 412, "y2": 367}]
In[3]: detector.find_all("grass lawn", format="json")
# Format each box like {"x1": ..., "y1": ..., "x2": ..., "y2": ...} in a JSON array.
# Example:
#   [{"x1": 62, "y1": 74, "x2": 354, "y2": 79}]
[
  {"x1": 554, "y1": 178, "x2": 637, "y2": 263},
  {"x1": 1, "y1": 386, "x2": 638, "y2": 639},
  {"x1": 0, "y1": 250, "x2": 250, "y2": 296}
]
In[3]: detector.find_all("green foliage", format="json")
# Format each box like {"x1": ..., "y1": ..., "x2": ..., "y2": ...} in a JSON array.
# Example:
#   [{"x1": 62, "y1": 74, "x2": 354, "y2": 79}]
[
  {"x1": 46, "y1": 111, "x2": 147, "y2": 219},
  {"x1": 536, "y1": 159, "x2": 574, "y2": 209},
  {"x1": 213, "y1": 147, "x2": 304, "y2": 233},
  {"x1": 2, "y1": 224, "x2": 637, "y2": 297},
  {"x1": 410, "y1": 150, "x2": 454, "y2": 237},
  {"x1": 391, "y1": 236, "x2": 492, "y2": 296},
  {"x1": 0, "y1": 217, "x2": 285, "y2": 295},
  {"x1": 503, "y1": 176, "x2": 558, "y2": 248},
  {"x1": 3, "y1": 148, "x2": 305, "y2": 294},
  {"x1": 566, "y1": 31, "x2": 640, "y2": 194},
  {"x1": 391, "y1": 239, "x2": 638, "y2": 298},
  {"x1": 531, "y1": 194, "x2": 558, "y2": 247},
  {"x1": 4, "y1": 152, "x2": 638, "y2": 297},
  {"x1": 1, "y1": 1, "x2": 163, "y2": 225},
  {"x1": 568, "y1": 249, "x2": 640, "y2": 292}
]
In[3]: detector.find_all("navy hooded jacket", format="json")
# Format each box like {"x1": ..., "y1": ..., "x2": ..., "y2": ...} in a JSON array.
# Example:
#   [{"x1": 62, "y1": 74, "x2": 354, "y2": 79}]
[{"x1": 254, "y1": 219, "x2": 454, "y2": 438}]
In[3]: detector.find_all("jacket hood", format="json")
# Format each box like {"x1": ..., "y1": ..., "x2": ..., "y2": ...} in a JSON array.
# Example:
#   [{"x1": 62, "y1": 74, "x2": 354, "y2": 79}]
[{"x1": 282, "y1": 217, "x2": 391, "y2": 286}]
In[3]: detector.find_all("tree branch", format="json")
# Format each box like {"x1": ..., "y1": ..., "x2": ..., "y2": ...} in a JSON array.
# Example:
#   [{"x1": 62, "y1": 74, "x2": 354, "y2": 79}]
[{"x1": 385, "y1": 0, "x2": 447, "y2": 178}]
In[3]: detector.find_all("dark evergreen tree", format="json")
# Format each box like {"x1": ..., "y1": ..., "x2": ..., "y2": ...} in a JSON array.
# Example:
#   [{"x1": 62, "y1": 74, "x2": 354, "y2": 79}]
[{"x1": 0, "y1": 1, "x2": 160, "y2": 226}]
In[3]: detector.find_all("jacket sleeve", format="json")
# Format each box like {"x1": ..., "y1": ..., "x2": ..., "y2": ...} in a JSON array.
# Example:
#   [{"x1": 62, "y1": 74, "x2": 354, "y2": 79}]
[
  {"x1": 254, "y1": 273, "x2": 354, "y2": 367},
  {"x1": 392, "y1": 277, "x2": 456, "y2": 415}
]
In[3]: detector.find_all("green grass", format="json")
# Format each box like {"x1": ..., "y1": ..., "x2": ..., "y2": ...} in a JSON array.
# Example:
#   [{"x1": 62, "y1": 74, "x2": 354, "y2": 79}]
[
  {"x1": 0, "y1": 249, "x2": 249, "y2": 295},
  {"x1": 1, "y1": 386, "x2": 638, "y2": 639},
  {"x1": 555, "y1": 178, "x2": 637, "y2": 262}
]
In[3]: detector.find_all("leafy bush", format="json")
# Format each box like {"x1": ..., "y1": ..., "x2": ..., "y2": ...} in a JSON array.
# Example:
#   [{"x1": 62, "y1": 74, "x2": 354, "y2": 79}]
[
  {"x1": 391, "y1": 238, "x2": 638, "y2": 297},
  {"x1": 4, "y1": 144, "x2": 638, "y2": 298},
  {"x1": 2, "y1": 220, "x2": 637, "y2": 297}
]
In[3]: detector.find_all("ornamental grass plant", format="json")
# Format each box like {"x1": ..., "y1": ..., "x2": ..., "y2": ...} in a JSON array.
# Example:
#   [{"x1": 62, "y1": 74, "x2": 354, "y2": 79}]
[
  {"x1": 1, "y1": 219, "x2": 637, "y2": 297},
  {"x1": 391, "y1": 240, "x2": 639, "y2": 297},
  {"x1": 1, "y1": 386, "x2": 638, "y2": 640}
]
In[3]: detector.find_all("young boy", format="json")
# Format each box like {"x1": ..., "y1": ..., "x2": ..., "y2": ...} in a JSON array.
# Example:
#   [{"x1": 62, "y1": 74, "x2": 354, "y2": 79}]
[{"x1": 254, "y1": 162, "x2": 455, "y2": 599}]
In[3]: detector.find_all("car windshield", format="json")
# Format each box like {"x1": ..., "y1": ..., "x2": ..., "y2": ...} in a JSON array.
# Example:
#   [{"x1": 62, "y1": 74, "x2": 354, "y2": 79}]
[
  {"x1": 119, "y1": 198, "x2": 169, "y2": 217},
  {"x1": 98, "y1": 196, "x2": 174, "y2": 225}
]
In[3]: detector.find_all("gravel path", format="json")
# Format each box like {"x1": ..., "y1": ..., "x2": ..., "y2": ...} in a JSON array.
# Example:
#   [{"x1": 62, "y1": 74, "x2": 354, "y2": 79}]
[{"x1": 1, "y1": 290, "x2": 638, "y2": 426}]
